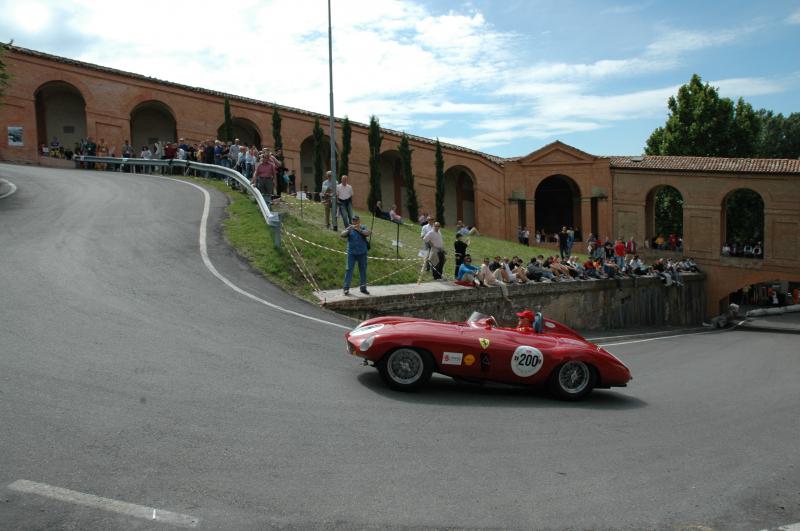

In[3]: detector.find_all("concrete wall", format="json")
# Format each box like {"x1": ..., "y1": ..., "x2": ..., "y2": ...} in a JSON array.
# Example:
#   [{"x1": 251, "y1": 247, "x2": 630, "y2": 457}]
[{"x1": 326, "y1": 274, "x2": 706, "y2": 330}]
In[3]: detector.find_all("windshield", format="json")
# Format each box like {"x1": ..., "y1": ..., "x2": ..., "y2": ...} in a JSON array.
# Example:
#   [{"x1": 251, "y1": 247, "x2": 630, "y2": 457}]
[{"x1": 467, "y1": 311, "x2": 492, "y2": 323}]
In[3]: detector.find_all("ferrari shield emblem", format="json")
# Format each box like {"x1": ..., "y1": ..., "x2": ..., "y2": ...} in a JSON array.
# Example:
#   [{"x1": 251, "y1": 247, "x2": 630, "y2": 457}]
[{"x1": 479, "y1": 338, "x2": 490, "y2": 349}]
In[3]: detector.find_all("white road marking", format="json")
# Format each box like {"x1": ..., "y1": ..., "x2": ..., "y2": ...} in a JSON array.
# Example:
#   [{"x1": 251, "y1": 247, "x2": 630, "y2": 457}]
[
  {"x1": 598, "y1": 330, "x2": 717, "y2": 347},
  {"x1": 160, "y1": 176, "x2": 351, "y2": 330},
  {"x1": 586, "y1": 327, "x2": 707, "y2": 342},
  {"x1": 7, "y1": 480, "x2": 199, "y2": 528},
  {"x1": 0, "y1": 178, "x2": 18, "y2": 199}
]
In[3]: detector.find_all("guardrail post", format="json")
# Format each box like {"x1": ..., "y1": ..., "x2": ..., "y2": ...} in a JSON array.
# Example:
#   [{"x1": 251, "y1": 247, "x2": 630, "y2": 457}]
[{"x1": 268, "y1": 213, "x2": 282, "y2": 249}]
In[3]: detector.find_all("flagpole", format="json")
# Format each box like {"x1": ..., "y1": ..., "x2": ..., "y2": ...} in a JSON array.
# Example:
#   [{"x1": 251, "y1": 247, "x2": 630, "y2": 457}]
[{"x1": 328, "y1": 0, "x2": 339, "y2": 231}]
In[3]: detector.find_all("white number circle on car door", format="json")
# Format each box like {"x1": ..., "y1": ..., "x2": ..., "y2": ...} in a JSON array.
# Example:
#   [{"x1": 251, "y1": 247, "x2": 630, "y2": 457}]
[{"x1": 511, "y1": 346, "x2": 545, "y2": 377}]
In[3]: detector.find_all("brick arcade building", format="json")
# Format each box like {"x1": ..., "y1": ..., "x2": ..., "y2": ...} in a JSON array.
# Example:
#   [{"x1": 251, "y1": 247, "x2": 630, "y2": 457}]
[{"x1": 2, "y1": 46, "x2": 799, "y2": 315}]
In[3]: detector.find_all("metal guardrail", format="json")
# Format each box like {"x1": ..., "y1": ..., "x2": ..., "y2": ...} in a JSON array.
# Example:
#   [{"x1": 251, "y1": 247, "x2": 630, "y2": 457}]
[{"x1": 73, "y1": 156, "x2": 281, "y2": 247}]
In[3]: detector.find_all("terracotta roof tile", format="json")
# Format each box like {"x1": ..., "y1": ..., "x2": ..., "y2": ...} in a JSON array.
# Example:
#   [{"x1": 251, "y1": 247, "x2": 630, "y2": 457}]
[{"x1": 609, "y1": 155, "x2": 800, "y2": 174}]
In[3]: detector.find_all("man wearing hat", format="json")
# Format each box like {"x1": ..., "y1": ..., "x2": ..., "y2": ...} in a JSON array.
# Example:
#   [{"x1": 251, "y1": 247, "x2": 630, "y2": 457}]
[
  {"x1": 341, "y1": 214, "x2": 371, "y2": 295},
  {"x1": 516, "y1": 309, "x2": 543, "y2": 334}
]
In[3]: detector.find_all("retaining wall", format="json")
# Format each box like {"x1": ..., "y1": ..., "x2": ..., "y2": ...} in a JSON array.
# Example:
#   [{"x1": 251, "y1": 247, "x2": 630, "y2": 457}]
[{"x1": 325, "y1": 274, "x2": 706, "y2": 330}]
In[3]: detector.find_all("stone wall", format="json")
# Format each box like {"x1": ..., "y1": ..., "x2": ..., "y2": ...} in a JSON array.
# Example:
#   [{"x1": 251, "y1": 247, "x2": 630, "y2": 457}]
[{"x1": 325, "y1": 273, "x2": 706, "y2": 330}]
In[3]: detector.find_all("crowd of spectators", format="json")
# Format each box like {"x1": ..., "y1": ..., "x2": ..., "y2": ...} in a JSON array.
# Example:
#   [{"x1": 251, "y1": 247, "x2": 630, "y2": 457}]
[
  {"x1": 721, "y1": 241, "x2": 763, "y2": 259},
  {"x1": 454, "y1": 235, "x2": 699, "y2": 293}
]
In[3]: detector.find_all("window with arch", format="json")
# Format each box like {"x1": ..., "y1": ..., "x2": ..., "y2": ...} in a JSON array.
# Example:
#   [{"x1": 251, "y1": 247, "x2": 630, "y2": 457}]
[
  {"x1": 722, "y1": 188, "x2": 764, "y2": 259},
  {"x1": 646, "y1": 185, "x2": 683, "y2": 251}
]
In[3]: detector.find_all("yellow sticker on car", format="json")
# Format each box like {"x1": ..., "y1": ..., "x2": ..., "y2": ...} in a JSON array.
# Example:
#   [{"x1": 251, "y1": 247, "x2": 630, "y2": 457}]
[
  {"x1": 464, "y1": 354, "x2": 476, "y2": 366},
  {"x1": 479, "y1": 338, "x2": 490, "y2": 349}
]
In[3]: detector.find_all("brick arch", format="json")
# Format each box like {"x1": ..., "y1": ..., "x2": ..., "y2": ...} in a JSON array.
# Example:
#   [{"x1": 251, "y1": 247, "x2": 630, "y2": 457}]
[
  {"x1": 708, "y1": 267, "x2": 800, "y2": 314},
  {"x1": 34, "y1": 79, "x2": 89, "y2": 150},
  {"x1": 710, "y1": 182, "x2": 771, "y2": 211},
  {"x1": 533, "y1": 173, "x2": 583, "y2": 236},
  {"x1": 32, "y1": 74, "x2": 95, "y2": 108},
  {"x1": 644, "y1": 184, "x2": 684, "y2": 244}
]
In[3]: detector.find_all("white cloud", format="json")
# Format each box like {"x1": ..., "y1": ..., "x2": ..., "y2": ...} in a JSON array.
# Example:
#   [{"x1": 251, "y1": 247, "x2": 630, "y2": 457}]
[{"x1": 788, "y1": 8, "x2": 800, "y2": 24}]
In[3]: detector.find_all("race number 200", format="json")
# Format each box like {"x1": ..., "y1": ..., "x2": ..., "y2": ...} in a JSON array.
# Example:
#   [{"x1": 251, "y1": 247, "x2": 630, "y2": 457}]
[{"x1": 511, "y1": 346, "x2": 544, "y2": 378}]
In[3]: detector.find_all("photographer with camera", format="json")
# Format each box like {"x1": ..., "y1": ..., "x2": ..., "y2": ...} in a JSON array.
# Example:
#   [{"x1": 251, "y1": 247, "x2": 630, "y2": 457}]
[{"x1": 341, "y1": 214, "x2": 371, "y2": 296}]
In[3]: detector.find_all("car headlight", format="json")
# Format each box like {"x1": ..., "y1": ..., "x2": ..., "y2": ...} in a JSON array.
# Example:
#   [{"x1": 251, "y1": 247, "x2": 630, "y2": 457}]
[{"x1": 360, "y1": 335, "x2": 376, "y2": 352}]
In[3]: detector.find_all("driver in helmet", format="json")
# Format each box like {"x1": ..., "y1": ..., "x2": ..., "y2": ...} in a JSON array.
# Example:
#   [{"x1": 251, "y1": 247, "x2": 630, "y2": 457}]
[{"x1": 516, "y1": 309, "x2": 544, "y2": 333}]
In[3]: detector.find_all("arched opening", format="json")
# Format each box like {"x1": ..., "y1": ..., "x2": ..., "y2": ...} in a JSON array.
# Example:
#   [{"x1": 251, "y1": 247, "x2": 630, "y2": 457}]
[
  {"x1": 534, "y1": 175, "x2": 581, "y2": 239},
  {"x1": 443, "y1": 166, "x2": 476, "y2": 227},
  {"x1": 35, "y1": 81, "x2": 87, "y2": 158},
  {"x1": 217, "y1": 117, "x2": 262, "y2": 148},
  {"x1": 379, "y1": 150, "x2": 404, "y2": 216},
  {"x1": 645, "y1": 185, "x2": 684, "y2": 251},
  {"x1": 722, "y1": 189, "x2": 764, "y2": 259},
  {"x1": 130, "y1": 100, "x2": 177, "y2": 153},
  {"x1": 299, "y1": 135, "x2": 335, "y2": 195}
]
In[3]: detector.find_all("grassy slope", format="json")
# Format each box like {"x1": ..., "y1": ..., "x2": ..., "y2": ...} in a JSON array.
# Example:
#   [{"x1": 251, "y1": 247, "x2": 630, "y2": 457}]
[{"x1": 190, "y1": 177, "x2": 562, "y2": 299}]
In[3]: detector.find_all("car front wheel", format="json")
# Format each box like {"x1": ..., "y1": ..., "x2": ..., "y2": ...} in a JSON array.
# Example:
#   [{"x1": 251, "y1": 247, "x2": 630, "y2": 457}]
[
  {"x1": 378, "y1": 348, "x2": 433, "y2": 392},
  {"x1": 550, "y1": 360, "x2": 596, "y2": 400}
]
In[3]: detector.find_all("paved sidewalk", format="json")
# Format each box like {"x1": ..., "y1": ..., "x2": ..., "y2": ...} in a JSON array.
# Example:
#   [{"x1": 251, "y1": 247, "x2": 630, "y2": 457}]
[{"x1": 316, "y1": 280, "x2": 468, "y2": 304}]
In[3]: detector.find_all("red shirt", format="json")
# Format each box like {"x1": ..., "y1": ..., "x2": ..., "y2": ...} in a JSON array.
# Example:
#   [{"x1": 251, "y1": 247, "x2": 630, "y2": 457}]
[{"x1": 614, "y1": 242, "x2": 626, "y2": 257}]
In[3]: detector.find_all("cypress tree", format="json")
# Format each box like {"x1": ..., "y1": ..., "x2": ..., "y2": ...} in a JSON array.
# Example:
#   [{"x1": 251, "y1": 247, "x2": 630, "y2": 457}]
[
  {"x1": 399, "y1": 133, "x2": 419, "y2": 222},
  {"x1": 434, "y1": 139, "x2": 445, "y2": 225},
  {"x1": 339, "y1": 116, "x2": 351, "y2": 177},
  {"x1": 222, "y1": 97, "x2": 233, "y2": 141},
  {"x1": 312, "y1": 118, "x2": 324, "y2": 194},
  {"x1": 272, "y1": 109, "x2": 285, "y2": 193},
  {"x1": 367, "y1": 115, "x2": 382, "y2": 212}
]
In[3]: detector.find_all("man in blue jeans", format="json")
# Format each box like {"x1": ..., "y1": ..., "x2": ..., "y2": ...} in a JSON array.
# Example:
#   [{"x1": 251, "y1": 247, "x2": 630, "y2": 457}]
[{"x1": 341, "y1": 214, "x2": 371, "y2": 295}]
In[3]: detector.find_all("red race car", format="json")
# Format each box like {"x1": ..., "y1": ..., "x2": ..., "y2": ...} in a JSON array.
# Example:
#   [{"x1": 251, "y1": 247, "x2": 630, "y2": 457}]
[{"x1": 346, "y1": 311, "x2": 631, "y2": 400}]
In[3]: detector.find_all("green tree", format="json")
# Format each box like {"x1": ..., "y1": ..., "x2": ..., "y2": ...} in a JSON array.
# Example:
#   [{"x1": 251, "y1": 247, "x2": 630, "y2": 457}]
[
  {"x1": 755, "y1": 110, "x2": 800, "y2": 159},
  {"x1": 339, "y1": 116, "x2": 351, "y2": 177},
  {"x1": 0, "y1": 44, "x2": 10, "y2": 104},
  {"x1": 367, "y1": 115, "x2": 382, "y2": 212},
  {"x1": 645, "y1": 74, "x2": 736, "y2": 157},
  {"x1": 222, "y1": 97, "x2": 233, "y2": 141},
  {"x1": 312, "y1": 118, "x2": 324, "y2": 194},
  {"x1": 272, "y1": 109, "x2": 285, "y2": 193},
  {"x1": 399, "y1": 133, "x2": 419, "y2": 222},
  {"x1": 730, "y1": 98, "x2": 760, "y2": 158},
  {"x1": 434, "y1": 139, "x2": 445, "y2": 225},
  {"x1": 654, "y1": 186, "x2": 683, "y2": 238}
]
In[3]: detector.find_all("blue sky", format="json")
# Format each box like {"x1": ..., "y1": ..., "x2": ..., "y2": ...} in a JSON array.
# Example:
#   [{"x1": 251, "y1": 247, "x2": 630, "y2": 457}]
[{"x1": 2, "y1": 0, "x2": 798, "y2": 157}]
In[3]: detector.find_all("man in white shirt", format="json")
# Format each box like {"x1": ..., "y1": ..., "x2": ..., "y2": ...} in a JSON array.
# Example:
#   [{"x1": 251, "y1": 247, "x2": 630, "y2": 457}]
[
  {"x1": 423, "y1": 222, "x2": 446, "y2": 279},
  {"x1": 337, "y1": 174, "x2": 354, "y2": 226}
]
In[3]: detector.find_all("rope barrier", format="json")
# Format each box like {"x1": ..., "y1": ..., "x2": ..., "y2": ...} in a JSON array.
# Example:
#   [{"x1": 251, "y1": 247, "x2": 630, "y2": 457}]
[{"x1": 283, "y1": 230, "x2": 421, "y2": 262}]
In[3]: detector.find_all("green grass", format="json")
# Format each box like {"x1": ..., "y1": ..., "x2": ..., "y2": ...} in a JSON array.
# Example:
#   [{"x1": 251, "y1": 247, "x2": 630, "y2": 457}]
[{"x1": 186, "y1": 177, "x2": 562, "y2": 300}]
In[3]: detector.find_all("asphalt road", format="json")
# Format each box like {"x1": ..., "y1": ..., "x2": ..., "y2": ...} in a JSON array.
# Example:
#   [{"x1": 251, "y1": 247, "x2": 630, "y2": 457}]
[{"x1": 1, "y1": 164, "x2": 798, "y2": 531}]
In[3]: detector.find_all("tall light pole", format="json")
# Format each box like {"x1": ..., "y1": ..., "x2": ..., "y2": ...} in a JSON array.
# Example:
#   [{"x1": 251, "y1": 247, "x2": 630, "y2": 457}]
[{"x1": 328, "y1": 0, "x2": 339, "y2": 231}]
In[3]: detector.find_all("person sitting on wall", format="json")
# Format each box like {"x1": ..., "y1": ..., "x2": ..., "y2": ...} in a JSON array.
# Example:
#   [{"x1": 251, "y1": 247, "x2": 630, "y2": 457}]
[
  {"x1": 476, "y1": 257, "x2": 511, "y2": 301},
  {"x1": 456, "y1": 254, "x2": 480, "y2": 285}
]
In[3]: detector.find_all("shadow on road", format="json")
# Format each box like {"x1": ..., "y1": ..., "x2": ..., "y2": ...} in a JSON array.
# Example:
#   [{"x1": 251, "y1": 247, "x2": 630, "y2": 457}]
[{"x1": 356, "y1": 372, "x2": 647, "y2": 410}]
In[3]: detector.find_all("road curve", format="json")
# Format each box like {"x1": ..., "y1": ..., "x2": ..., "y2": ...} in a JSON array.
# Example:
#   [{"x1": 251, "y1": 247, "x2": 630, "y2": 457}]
[{"x1": 1, "y1": 164, "x2": 798, "y2": 530}]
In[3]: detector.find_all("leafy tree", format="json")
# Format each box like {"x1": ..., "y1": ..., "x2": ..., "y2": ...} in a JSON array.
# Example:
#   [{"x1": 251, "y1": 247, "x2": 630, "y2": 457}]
[
  {"x1": 339, "y1": 116, "x2": 351, "y2": 177},
  {"x1": 399, "y1": 133, "x2": 419, "y2": 222},
  {"x1": 0, "y1": 44, "x2": 10, "y2": 104},
  {"x1": 653, "y1": 186, "x2": 683, "y2": 238},
  {"x1": 222, "y1": 97, "x2": 233, "y2": 141},
  {"x1": 755, "y1": 110, "x2": 800, "y2": 159},
  {"x1": 645, "y1": 74, "x2": 737, "y2": 157},
  {"x1": 367, "y1": 115, "x2": 382, "y2": 212},
  {"x1": 312, "y1": 118, "x2": 324, "y2": 194},
  {"x1": 434, "y1": 139, "x2": 445, "y2": 225},
  {"x1": 730, "y1": 98, "x2": 759, "y2": 158},
  {"x1": 272, "y1": 109, "x2": 285, "y2": 193}
]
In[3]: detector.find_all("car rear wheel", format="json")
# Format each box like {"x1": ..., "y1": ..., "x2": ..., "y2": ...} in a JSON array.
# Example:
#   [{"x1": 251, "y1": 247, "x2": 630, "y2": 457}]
[
  {"x1": 550, "y1": 361, "x2": 596, "y2": 400},
  {"x1": 378, "y1": 348, "x2": 433, "y2": 392}
]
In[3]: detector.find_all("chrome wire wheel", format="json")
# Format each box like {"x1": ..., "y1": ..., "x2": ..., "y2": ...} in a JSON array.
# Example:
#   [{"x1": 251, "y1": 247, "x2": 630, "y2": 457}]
[
  {"x1": 386, "y1": 348, "x2": 424, "y2": 385},
  {"x1": 558, "y1": 361, "x2": 591, "y2": 395}
]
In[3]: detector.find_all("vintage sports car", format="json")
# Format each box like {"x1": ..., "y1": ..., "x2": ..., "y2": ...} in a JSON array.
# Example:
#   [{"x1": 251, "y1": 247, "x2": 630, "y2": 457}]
[{"x1": 345, "y1": 312, "x2": 631, "y2": 400}]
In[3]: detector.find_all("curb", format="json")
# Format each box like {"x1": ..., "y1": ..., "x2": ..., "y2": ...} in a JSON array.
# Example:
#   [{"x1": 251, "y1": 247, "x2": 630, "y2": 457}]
[
  {"x1": 746, "y1": 304, "x2": 800, "y2": 318},
  {"x1": 737, "y1": 320, "x2": 800, "y2": 334}
]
